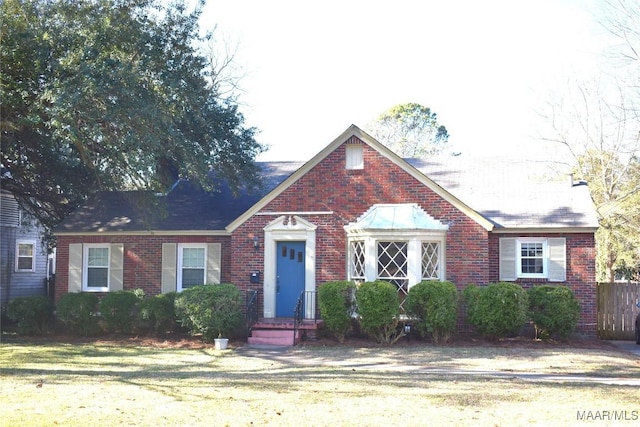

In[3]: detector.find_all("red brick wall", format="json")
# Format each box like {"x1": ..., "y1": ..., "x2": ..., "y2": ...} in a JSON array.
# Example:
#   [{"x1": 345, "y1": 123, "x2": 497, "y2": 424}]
[
  {"x1": 54, "y1": 234, "x2": 231, "y2": 301},
  {"x1": 488, "y1": 233, "x2": 597, "y2": 334},
  {"x1": 230, "y1": 142, "x2": 491, "y2": 295},
  {"x1": 55, "y1": 138, "x2": 597, "y2": 336}
]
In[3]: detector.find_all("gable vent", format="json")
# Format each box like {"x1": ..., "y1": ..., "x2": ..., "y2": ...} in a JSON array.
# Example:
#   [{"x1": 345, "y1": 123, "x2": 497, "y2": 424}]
[{"x1": 0, "y1": 194, "x2": 20, "y2": 227}]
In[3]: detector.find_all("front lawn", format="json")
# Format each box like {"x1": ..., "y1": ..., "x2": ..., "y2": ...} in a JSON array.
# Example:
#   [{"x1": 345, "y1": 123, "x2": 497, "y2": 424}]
[{"x1": 1, "y1": 337, "x2": 638, "y2": 426}]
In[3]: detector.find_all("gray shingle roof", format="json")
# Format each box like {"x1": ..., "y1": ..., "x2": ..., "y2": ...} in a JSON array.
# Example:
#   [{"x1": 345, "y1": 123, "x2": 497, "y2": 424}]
[
  {"x1": 54, "y1": 154, "x2": 598, "y2": 234},
  {"x1": 407, "y1": 155, "x2": 599, "y2": 229},
  {"x1": 54, "y1": 162, "x2": 303, "y2": 233}
]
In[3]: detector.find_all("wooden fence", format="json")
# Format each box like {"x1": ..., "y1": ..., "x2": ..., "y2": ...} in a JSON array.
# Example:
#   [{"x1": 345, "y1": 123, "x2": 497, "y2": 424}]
[{"x1": 597, "y1": 282, "x2": 640, "y2": 340}]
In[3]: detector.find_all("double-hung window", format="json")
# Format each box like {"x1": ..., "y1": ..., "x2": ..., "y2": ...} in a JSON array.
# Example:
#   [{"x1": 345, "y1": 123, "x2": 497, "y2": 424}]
[
  {"x1": 16, "y1": 240, "x2": 36, "y2": 272},
  {"x1": 83, "y1": 245, "x2": 110, "y2": 291},
  {"x1": 178, "y1": 244, "x2": 207, "y2": 291},
  {"x1": 499, "y1": 237, "x2": 566, "y2": 282},
  {"x1": 519, "y1": 240, "x2": 546, "y2": 277}
]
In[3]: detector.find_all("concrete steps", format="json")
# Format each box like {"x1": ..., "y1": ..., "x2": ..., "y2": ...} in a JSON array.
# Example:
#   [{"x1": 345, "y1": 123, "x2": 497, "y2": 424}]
[
  {"x1": 246, "y1": 318, "x2": 323, "y2": 347},
  {"x1": 247, "y1": 328, "x2": 301, "y2": 346}
]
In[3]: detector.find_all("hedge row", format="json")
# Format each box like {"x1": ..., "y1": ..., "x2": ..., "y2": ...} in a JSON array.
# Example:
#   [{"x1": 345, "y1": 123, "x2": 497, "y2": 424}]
[
  {"x1": 318, "y1": 281, "x2": 581, "y2": 344},
  {"x1": 6, "y1": 284, "x2": 244, "y2": 342}
]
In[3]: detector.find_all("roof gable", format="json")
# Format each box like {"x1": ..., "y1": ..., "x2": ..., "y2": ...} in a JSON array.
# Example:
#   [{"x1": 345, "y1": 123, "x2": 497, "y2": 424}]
[
  {"x1": 227, "y1": 125, "x2": 494, "y2": 232},
  {"x1": 55, "y1": 125, "x2": 599, "y2": 235}
]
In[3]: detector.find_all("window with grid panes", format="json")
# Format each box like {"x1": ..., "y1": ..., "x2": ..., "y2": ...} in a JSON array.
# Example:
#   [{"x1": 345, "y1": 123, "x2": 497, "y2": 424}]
[
  {"x1": 377, "y1": 241, "x2": 409, "y2": 306},
  {"x1": 349, "y1": 240, "x2": 366, "y2": 282},
  {"x1": 422, "y1": 242, "x2": 440, "y2": 280},
  {"x1": 519, "y1": 241, "x2": 545, "y2": 275}
]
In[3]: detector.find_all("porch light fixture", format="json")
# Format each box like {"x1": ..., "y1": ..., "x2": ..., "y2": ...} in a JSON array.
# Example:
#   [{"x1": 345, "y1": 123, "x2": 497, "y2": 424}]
[
  {"x1": 253, "y1": 236, "x2": 259, "y2": 250},
  {"x1": 403, "y1": 324, "x2": 411, "y2": 334}
]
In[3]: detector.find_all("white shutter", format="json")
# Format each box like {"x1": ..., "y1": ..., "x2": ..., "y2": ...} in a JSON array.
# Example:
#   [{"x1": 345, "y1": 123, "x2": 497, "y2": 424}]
[
  {"x1": 110, "y1": 243, "x2": 124, "y2": 291},
  {"x1": 161, "y1": 243, "x2": 177, "y2": 293},
  {"x1": 548, "y1": 238, "x2": 566, "y2": 282},
  {"x1": 207, "y1": 243, "x2": 221, "y2": 284},
  {"x1": 499, "y1": 238, "x2": 517, "y2": 281},
  {"x1": 68, "y1": 243, "x2": 83, "y2": 292}
]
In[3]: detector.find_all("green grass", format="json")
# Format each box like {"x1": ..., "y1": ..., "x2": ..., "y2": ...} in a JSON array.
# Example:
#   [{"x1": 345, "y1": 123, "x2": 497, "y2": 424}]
[{"x1": 1, "y1": 338, "x2": 639, "y2": 426}]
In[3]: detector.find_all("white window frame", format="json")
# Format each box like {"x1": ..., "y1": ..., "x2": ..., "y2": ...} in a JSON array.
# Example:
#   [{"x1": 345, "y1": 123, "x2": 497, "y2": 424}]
[
  {"x1": 517, "y1": 238, "x2": 548, "y2": 279},
  {"x1": 82, "y1": 244, "x2": 110, "y2": 292},
  {"x1": 421, "y1": 241, "x2": 441, "y2": 281},
  {"x1": 348, "y1": 240, "x2": 366, "y2": 282},
  {"x1": 347, "y1": 233, "x2": 446, "y2": 287},
  {"x1": 345, "y1": 144, "x2": 364, "y2": 170},
  {"x1": 15, "y1": 240, "x2": 36, "y2": 272},
  {"x1": 177, "y1": 244, "x2": 207, "y2": 292}
]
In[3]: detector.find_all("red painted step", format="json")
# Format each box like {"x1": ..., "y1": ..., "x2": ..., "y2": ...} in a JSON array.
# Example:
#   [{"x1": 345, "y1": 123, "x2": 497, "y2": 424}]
[{"x1": 247, "y1": 329, "x2": 301, "y2": 346}]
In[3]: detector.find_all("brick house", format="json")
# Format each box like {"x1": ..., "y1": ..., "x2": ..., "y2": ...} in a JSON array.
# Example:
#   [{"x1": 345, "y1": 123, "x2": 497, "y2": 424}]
[{"x1": 54, "y1": 125, "x2": 599, "y2": 338}]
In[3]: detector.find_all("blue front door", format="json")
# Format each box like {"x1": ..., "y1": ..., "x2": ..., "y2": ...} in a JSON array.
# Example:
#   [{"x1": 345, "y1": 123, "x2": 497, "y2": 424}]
[{"x1": 276, "y1": 241, "x2": 305, "y2": 317}]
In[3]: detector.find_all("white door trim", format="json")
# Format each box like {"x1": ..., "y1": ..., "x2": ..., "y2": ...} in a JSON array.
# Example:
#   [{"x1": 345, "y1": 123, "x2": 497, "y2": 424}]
[{"x1": 263, "y1": 215, "x2": 317, "y2": 319}]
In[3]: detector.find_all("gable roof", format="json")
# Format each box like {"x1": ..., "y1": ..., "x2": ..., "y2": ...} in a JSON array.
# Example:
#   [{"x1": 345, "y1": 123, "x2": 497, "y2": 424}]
[
  {"x1": 55, "y1": 125, "x2": 598, "y2": 235},
  {"x1": 227, "y1": 125, "x2": 496, "y2": 232}
]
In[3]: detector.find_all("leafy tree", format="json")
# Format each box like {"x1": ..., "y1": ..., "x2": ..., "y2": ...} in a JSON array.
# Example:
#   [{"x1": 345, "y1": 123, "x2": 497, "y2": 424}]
[
  {"x1": 539, "y1": 0, "x2": 640, "y2": 282},
  {"x1": 0, "y1": 0, "x2": 264, "y2": 241},
  {"x1": 576, "y1": 150, "x2": 640, "y2": 281},
  {"x1": 365, "y1": 102, "x2": 449, "y2": 157}
]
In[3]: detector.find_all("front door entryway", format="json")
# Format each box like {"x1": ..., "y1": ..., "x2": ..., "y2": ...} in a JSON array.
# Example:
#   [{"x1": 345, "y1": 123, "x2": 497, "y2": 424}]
[{"x1": 276, "y1": 241, "x2": 305, "y2": 317}]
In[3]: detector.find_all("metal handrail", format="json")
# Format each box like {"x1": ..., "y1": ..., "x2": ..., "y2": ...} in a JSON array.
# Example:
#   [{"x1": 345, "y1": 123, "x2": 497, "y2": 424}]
[
  {"x1": 293, "y1": 290, "x2": 304, "y2": 338},
  {"x1": 246, "y1": 290, "x2": 259, "y2": 337}
]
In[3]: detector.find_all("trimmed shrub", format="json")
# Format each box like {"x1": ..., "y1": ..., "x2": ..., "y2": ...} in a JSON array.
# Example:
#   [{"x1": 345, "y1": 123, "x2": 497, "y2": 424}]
[
  {"x1": 463, "y1": 282, "x2": 528, "y2": 340},
  {"x1": 56, "y1": 292, "x2": 100, "y2": 336},
  {"x1": 99, "y1": 291, "x2": 139, "y2": 334},
  {"x1": 318, "y1": 281, "x2": 356, "y2": 342},
  {"x1": 139, "y1": 292, "x2": 177, "y2": 335},
  {"x1": 528, "y1": 285, "x2": 580, "y2": 340},
  {"x1": 406, "y1": 280, "x2": 458, "y2": 343},
  {"x1": 174, "y1": 284, "x2": 243, "y2": 342},
  {"x1": 462, "y1": 284, "x2": 482, "y2": 327},
  {"x1": 7, "y1": 296, "x2": 55, "y2": 335},
  {"x1": 355, "y1": 280, "x2": 403, "y2": 345}
]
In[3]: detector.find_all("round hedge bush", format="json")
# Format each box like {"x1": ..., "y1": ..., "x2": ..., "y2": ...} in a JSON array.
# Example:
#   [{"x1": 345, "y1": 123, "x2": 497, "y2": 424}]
[
  {"x1": 98, "y1": 290, "x2": 140, "y2": 334},
  {"x1": 318, "y1": 281, "x2": 356, "y2": 342},
  {"x1": 139, "y1": 292, "x2": 177, "y2": 335},
  {"x1": 463, "y1": 282, "x2": 528, "y2": 340},
  {"x1": 355, "y1": 280, "x2": 402, "y2": 345},
  {"x1": 7, "y1": 296, "x2": 55, "y2": 335},
  {"x1": 528, "y1": 285, "x2": 580, "y2": 340},
  {"x1": 174, "y1": 284, "x2": 243, "y2": 342},
  {"x1": 56, "y1": 292, "x2": 100, "y2": 337},
  {"x1": 406, "y1": 280, "x2": 458, "y2": 343}
]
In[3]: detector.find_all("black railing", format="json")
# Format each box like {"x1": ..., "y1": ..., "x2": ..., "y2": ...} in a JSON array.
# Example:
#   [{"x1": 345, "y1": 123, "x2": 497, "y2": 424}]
[
  {"x1": 293, "y1": 290, "x2": 304, "y2": 338},
  {"x1": 246, "y1": 290, "x2": 259, "y2": 337},
  {"x1": 293, "y1": 290, "x2": 318, "y2": 338}
]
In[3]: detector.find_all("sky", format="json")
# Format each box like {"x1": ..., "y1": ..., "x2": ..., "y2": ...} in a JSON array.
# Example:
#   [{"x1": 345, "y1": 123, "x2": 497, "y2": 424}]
[{"x1": 198, "y1": 0, "x2": 610, "y2": 161}]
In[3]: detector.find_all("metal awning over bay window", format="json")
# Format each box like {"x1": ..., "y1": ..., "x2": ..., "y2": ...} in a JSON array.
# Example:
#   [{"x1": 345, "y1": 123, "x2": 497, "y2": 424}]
[{"x1": 344, "y1": 204, "x2": 448, "y2": 307}]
